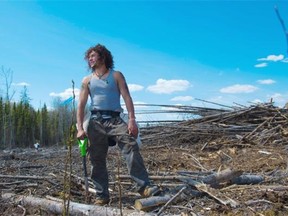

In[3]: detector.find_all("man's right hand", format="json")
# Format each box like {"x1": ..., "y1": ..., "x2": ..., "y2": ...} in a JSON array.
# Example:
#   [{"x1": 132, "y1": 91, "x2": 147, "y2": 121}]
[{"x1": 77, "y1": 129, "x2": 87, "y2": 140}]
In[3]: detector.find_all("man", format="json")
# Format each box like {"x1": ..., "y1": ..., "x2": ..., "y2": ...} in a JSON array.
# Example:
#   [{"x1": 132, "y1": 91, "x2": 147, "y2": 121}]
[{"x1": 77, "y1": 44, "x2": 158, "y2": 205}]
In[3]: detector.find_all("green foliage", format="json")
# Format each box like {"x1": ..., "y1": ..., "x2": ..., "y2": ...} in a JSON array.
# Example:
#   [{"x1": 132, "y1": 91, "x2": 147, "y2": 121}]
[
  {"x1": 0, "y1": 97, "x2": 75, "y2": 149},
  {"x1": 0, "y1": 97, "x2": 3, "y2": 147},
  {"x1": 20, "y1": 85, "x2": 31, "y2": 105}
]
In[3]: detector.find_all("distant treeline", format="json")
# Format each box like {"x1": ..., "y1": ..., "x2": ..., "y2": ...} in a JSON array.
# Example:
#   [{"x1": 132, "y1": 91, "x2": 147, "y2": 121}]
[{"x1": 0, "y1": 97, "x2": 74, "y2": 150}]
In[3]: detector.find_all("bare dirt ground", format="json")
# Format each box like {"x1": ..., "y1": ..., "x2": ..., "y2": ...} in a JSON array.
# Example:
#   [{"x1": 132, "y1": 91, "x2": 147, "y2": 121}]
[{"x1": 1, "y1": 103, "x2": 288, "y2": 215}]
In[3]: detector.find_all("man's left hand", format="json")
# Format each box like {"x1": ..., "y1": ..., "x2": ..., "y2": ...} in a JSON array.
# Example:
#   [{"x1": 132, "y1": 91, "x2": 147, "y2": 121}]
[{"x1": 128, "y1": 119, "x2": 138, "y2": 138}]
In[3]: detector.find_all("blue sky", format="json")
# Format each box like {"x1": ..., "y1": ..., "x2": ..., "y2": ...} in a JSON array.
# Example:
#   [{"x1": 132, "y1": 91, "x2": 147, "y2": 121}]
[{"x1": 1, "y1": 0, "x2": 288, "y2": 120}]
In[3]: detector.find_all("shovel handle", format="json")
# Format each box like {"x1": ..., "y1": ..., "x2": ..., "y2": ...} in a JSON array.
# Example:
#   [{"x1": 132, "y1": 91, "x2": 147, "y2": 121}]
[
  {"x1": 82, "y1": 149, "x2": 89, "y2": 199},
  {"x1": 78, "y1": 138, "x2": 88, "y2": 157}
]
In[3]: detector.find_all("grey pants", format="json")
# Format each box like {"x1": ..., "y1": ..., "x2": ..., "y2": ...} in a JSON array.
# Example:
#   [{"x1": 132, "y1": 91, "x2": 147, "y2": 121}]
[{"x1": 87, "y1": 114, "x2": 150, "y2": 199}]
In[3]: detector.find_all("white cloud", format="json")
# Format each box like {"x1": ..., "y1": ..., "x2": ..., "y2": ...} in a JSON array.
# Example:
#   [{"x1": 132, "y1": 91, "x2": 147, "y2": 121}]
[
  {"x1": 12, "y1": 82, "x2": 30, "y2": 86},
  {"x1": 257, "y1": 54, "x2": 284, "y2": 62},
  {"x1": 147, "y1": 79, "x2": 191, "y2": 94},
  {"x1": 251, "y1": 99, "x2": 263, "y2": 104},
  {"x1": 271, "y1": 93, "x2": 282, "y2": 97},
  {"x1": 257, "y1": 79, "x2": 276, "y2": 85},
  {"x1": 171, "y1": 96, "x2": 193, "y2": 102},
  {"x1": 282, "y1": 58, "x2": 288, "y2": 63},
  {"x1": 267, "y1": 93, "x2": 288, "y2": 107},
  {"x1": 268, "y1": 93, "x2": 283, "y2": 101},
  {"x1": 220, "y1": 84, "x2": 258, "y2": 94},
  {"x1": 128, "y1": 84, "x2": 144, "y2": 92},
  {"x1": 49, "y1": 88, "x2": 80, "y2": 100},
  {"x1": 254, "y1": 63, "x2": 268, "y2": 68}
]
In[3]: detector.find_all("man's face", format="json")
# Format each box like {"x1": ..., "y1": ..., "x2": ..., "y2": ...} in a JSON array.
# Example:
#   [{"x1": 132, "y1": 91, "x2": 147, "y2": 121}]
[{"x1": 88, "y1": 50, "x2": 102, "y2": 69}]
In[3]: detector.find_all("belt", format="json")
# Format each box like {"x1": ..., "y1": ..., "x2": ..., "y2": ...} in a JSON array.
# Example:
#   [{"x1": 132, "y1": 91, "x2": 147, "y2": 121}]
[{"x1": 91, "y1": 110, "x2": 120, "y2": 118}]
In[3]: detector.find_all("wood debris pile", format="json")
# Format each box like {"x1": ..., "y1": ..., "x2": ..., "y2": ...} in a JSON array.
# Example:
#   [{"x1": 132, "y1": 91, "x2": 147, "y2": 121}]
[
  {"x1": 141, "y1": 102, "x2": 288, "y2": 147},
  {"x1": 1, "y1": 102, "x2": 288, "y2": 215}
]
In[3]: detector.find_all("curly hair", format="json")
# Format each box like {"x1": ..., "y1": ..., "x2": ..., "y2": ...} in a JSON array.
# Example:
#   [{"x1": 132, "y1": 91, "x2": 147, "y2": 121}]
[{"x1": 84, "y1": 44, "x2": 114, "y2": 70}]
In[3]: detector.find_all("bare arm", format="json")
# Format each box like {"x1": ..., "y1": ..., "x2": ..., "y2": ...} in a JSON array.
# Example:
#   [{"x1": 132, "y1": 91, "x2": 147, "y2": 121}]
[
  {"x1": 77, "y1": 76, "x2": 89, "y2": 139},
  {"x1": 114, "y1": 71, "x2": 138, "y2": 137}
]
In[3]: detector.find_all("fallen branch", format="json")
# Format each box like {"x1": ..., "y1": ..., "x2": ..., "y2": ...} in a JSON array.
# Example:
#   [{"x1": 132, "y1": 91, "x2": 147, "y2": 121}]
[
  {"x1": 195, "y1": 183, "x2": 239, "y2": 207},
  {"x1": 0, "y1": 180, "x2": 25, "y2": 186},
  {"x1": 2, "y1": 193, "x2": 152, "y2": 216},
  {"x1": 0, "y1": 174, "x2": 51, "y2": 180},
  {"x1": 156, "y1": 186, "x2": 187, "y2": 216}
]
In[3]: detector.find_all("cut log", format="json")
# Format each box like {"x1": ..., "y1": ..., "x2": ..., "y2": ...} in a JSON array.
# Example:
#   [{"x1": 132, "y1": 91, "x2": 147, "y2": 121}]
[
  {"x1": 179, "y1": 168, "x2": 243, "y2": 188},
  {"x1": 2, "y1": 193, "x2": 152, "y2": 216},
  {"x1": 230, "y1": 174, "x2": 264, "y2": 185},
  {"x1": 119, "y1": 168, "x2": 243, "y2": 190},
  {"x1": 135, "y1": 195, "x2": 173, "y2": 211},
  {"x1": 135, "y1": 186, "x2": 191, "y2": 212},
  {"x1": 202, "y1": 168, "x2": 243, "y2": 187}
]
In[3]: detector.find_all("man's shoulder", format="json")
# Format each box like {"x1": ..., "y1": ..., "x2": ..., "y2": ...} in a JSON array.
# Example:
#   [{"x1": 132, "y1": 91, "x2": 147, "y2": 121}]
[
  {"x1": 112, "y1": 70, "x2": 121, "y2": 74},
  {"x1": 82, "y1": 74, "x2": 93, "y2": 83},
  {"x1": 112, "y1": 70, "x2": 124, "y2": 78}
]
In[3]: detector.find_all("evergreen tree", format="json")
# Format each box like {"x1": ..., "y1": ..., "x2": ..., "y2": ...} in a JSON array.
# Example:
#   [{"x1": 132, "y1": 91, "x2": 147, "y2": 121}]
[
  {"x1": 0, "y1": 94, "x2": 76, "y2": 148},
  {"x1": 10, "y1": 102, "x2": 16, "y2": 147},
  {"x1": 41, "y1": 104, "x2": 50, "y2": 146},
  {"x1": 0, "y1": 66, "x2": 77, "y2": 148},
  {"x1": 20, "y1": 85, "x2": 32, "y2": 105},
  {"x1": 34, "y1": 109, "x2": 41, "y2": 145},
  {"x1": 23, "y1": 103, "x2": 33, "y2": 147},
  {"x1": 4, "y1": 100, "x2": 12, "y2": 148},
  {"x1": 0, "y1": 97, "x2": 3, "y2": 148},
  {"x1": 15, "y1": 102, "x2": 24, "y2": 147}
]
